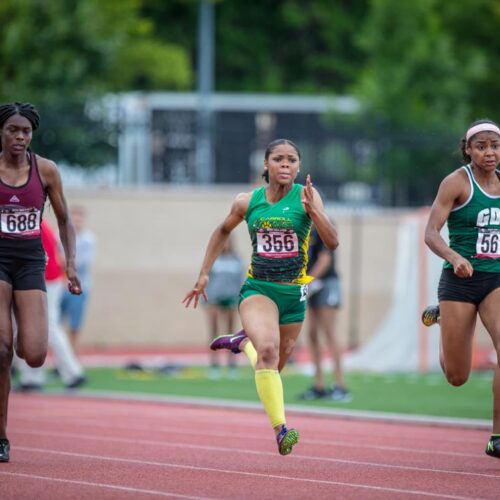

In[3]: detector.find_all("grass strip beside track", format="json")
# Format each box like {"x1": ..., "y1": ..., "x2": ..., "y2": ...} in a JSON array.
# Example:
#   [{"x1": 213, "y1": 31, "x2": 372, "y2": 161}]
[{"x1": 32, "y1": 364, "x2": 494, "y2": 422}]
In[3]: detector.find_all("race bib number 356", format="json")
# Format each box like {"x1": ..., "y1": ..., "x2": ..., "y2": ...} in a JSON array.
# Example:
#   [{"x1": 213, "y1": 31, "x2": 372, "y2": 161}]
[
  {"x1": 256, "y1": 230, "x2": 299, "y2": 258},
  {"x1": 476, "y1": 228, "x2": 500, "y2": 259},
  {"x1": 0, "y1": 210, "x2": 41, "y2": 237}
]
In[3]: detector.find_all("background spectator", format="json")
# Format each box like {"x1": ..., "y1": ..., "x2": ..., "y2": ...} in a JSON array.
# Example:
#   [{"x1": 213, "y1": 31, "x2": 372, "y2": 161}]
[
  {"x1": 16, "y1": 220, "x2": 86, "y2": 390},
  {"x1": 205, "y1": 237, "x2": 244, "y2": 378},
  {"x1": 60, "y1": 205, "x2": 96, "y2": 354}
]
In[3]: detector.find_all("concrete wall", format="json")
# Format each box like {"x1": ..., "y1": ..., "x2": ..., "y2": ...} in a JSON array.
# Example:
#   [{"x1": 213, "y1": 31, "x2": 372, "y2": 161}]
[{"x1": 48, "y1": 187, "x2": 430, "y2": 350}]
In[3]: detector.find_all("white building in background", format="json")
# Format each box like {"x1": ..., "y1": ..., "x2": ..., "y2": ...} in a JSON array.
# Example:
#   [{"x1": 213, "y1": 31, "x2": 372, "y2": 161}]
[{"x1": 109, "y1": 92, "x2": 360, "y2": 187}]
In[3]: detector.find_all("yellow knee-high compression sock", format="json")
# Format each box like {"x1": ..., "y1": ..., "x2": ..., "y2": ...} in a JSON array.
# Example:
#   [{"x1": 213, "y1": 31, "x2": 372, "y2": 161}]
[
  {"x1": 242, "y1": 340, "x2": 258, "y2": 370},
  {"x1": 255, "y1": 369, "x2": 286, "y2": 429}
]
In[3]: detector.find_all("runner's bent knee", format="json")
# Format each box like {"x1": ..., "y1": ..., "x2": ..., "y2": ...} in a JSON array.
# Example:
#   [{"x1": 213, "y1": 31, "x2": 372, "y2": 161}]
[
  {"x1": 445, "y1": 371, "x2": 469, "y2": 387},
  {"x1": 22, "y1": 348, "x2": 46, "y2": 368},
  {"x1": 257, "y1": 341, "x2": 280, "y2": 367},
  {"x1": 16, "y1": 324, "x2": 47, "y2": 367}
]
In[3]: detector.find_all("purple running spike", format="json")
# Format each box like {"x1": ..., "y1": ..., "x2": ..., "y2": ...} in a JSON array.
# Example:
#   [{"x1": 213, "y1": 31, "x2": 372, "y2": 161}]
[{"x1": 209, "y1": 330, "x2": 247, "y2": 354}]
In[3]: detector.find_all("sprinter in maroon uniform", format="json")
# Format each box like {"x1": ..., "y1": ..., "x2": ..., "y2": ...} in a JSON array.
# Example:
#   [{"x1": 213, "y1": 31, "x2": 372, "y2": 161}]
[{"x1": 0, "y1": 102, "x2": 81, "y2": 462}]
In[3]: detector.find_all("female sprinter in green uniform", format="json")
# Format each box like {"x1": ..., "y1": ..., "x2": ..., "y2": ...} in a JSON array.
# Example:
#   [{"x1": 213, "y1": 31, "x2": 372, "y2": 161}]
[
  {"x1": 422, "y1": 120, "x2": 500, "y2": 459},
  {"x1": 183, "y1": 139, "x2": 338, "y2": 455}
]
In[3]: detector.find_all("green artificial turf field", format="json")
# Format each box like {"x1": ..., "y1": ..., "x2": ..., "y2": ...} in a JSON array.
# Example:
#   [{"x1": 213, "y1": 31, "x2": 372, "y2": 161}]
[{"x1": 38, "y1": 364, "x2": 493, "y2": 421}]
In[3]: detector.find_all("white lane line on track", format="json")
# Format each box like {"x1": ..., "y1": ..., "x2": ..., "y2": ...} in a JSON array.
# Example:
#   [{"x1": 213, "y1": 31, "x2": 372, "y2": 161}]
[
  {"x1": 11, "y1": 432, "x2": 500, "y2": 481},
  {"x1": 10, "y1": 397, "x2": 489, "y2": 442},
  {"x1": 9, "y1": 424, "x2": 488, "y2": 462},
  {"x1": 72, "y1": 390, "x2": 496, "y2": 429},
  {"x1": 11, "y1": 448, "x2": 477, "y2": 500},
  {"x1": 0, "y1": 471, "x2": 209, "y2": 499},
  {"x1": 13, "y1": 390, "x2": 491, "y2": 429},
  {"x1": 10, "y1": 410, "x2": 489, "y2": 448}
]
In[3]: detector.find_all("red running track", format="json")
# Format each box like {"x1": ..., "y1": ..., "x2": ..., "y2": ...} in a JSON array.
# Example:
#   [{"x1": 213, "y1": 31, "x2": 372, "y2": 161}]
[{"x1": 1, "y1": 393, "x2": 499, "y2": 499}]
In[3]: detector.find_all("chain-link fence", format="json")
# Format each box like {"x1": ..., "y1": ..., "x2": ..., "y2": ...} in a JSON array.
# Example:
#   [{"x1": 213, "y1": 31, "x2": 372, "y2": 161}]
[{"x1": 31, "y1": 94, "x2": 461, "y2": 207}]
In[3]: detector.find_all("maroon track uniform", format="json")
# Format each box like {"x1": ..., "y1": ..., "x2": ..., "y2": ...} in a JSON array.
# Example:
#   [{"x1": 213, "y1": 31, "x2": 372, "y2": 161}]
[
  {"x1": 0, "y1": 152, "x2": 46, "y2": 240},
  {"x1": 0, "y1": 152, "x2": 47, "y2": 290}
]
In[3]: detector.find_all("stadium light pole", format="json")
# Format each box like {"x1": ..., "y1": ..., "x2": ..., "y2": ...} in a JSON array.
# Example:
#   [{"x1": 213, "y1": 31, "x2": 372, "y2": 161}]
[{"x1": 195, "y1": 0, "x2": 215, "y2": 184}]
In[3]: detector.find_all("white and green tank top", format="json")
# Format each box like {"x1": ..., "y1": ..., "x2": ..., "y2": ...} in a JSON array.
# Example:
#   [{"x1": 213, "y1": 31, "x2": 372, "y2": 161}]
[
  {"x1": 446, "y1": 165, "x2": 500, "y2": 272},
  {"x1": 245, "y1": 183, "x2": 313, "y2": 284}
]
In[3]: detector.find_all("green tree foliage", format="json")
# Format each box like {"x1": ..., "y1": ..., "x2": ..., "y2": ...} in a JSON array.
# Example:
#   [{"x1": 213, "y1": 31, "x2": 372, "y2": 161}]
[
  {"x1": 351, "y1": 0, "x2": 500, "y2": 205},
  {"x1": 1, "y1": 0, "x2": 499, "y2": 201},
  {"x1": 137, "y1": 0, "x2": 368, "y2": 94},
  {"x1": 110, "y1": 39, "x2": 191, "y2": 91},
  {"x1": 215, "y1": 0, "x2": 368, "y2": 93},
  {"x1": 438, "y1": 0, "x2": 500, "y2": 122},
  {"x1": 0, "y1": 0, "x2": 192, "y2": 100},
  {"x1": 139, "y1": 0, "x2": 199, "y2": 58},
  {"x1": 0, "y1": 0, "x2": 192, "y2": 165},
  {"x1": 356, "y1": 0, "x2": 482, "y2": 130}
]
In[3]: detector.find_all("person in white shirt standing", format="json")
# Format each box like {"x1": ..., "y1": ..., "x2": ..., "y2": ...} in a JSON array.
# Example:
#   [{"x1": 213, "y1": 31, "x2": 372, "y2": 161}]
[
  {"x1": 60, "y1": 205, "x2": 96, "y2": 353},
  {"x1": 17, "y1": 220, "x2": 86, "y2": 390}
]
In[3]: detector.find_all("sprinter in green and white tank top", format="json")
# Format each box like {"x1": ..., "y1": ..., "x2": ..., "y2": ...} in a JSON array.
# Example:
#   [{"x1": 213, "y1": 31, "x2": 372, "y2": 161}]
[
  {"x1": 446, "y1": 164, "x2": 500, "y2": 273},
  {"x1": 421, "y1": 120, "x2": 500, "y2": 459},
  {"x1": 183, "y1": 139, "x2": 338, "y2": 456},
  {"x1": 246, "y1": 182, "x2": 312, "y2": 284}
]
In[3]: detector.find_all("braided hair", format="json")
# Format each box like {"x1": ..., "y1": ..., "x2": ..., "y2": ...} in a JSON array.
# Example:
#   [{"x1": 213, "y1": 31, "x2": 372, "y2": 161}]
[
  {"x1": 0, "y1": 102, "x2": 40, "y2": 130},
  {"x1": 0, "y1": 102, "x2": 40, "y2": 152}
]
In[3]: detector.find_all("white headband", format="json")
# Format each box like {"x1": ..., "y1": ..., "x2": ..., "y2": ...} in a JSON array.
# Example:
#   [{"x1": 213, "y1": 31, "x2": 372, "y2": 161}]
[{"x1": 466, "y1": 123, "x2": 500, "y2": 142}]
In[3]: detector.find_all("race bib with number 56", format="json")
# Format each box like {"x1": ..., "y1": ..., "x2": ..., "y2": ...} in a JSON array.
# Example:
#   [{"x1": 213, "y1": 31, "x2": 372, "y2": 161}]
[{"x1": 476, "y1": 228, "x2": 500, "y2": 259}]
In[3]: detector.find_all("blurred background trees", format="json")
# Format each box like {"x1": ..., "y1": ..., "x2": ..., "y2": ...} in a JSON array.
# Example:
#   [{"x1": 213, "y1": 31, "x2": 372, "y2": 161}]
[
  {"x1": 0, "y1": 0, "x2": 499, "y2": 205},
  {"x1": 0, "y1": 0, "x2": 192, "y2": 167}
]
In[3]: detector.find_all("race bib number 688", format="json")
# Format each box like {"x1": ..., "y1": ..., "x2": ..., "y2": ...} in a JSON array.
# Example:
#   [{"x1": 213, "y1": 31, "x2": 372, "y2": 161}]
[{"x1": 0, "y1": 210, "x2": 41, "y2": 237}]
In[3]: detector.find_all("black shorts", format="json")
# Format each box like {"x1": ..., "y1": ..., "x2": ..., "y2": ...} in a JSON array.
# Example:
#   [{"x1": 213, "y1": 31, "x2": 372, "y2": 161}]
[
  {"x1": 0, "y1": 238, "x2": 46, "y2": 291},
  {"x1": 438, "y1": 268, "x2": 500, "y2": 306},
  {"x1": 308, "y1": 277, "x2": 341, "y2": 309}
]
